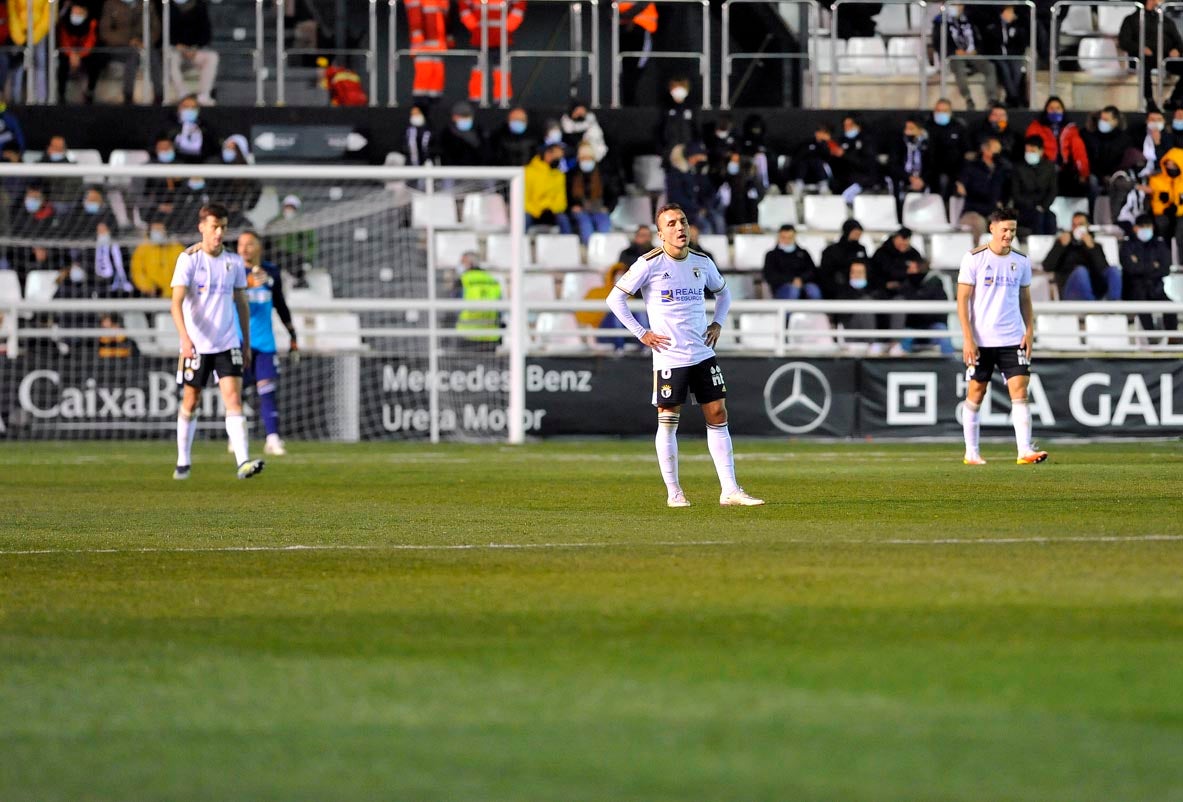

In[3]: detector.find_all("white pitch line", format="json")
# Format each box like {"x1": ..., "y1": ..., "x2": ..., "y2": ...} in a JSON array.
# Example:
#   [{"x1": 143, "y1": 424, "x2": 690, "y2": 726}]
[{"x1": 0, "y1": 535, "x2": 1180, "y2": 557}]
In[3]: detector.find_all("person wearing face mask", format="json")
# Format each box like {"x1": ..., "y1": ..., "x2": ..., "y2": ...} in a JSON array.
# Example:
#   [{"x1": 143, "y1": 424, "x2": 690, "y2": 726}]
[
  {"x1": 561, "y1": 100, "x2": 608, "y2": 163},
  {"x1": 92, "y1": 221, "x2": 135, "y2": 298},
  {"x1": 131, "y1": 218, "x2": 184, "y2": 297},
  {"x1": 1119, "y1": 0, "x2": 1183, "y2": 106},
  {"x1": 887, "y1": 117, "x2": 933, "y2": 211},
  {"x1": 493, "y1": 107, "x2": 537, "y2": 167},
  {"x1": 98, "y1": 0, "x2": 162, "y2": 105},
  {"x1": 704, "y1": 114, "x2": 737, "y2": 175},
  {"x1": 13, "y1": 184, "x2": 57, "y2": 239},
  {"x1": 167, "y1": 0, "x2": 219, "y2": 106},
  {"x1": 1024, "y1": 96, "x2": 1090, "y2": 197},
  {"x1": 1011, "y1": 135, "x2": 1058, "y2": 235},
  {"x1": 790, "y1": 123, "x2": 844, "y2": 193},
  {"x1": 162, "y1": 94, "x2": 219, "y2": 163},
  {"x1": 140, "y1": 135, "x2": 184, "y2": 223},
  {"x1": 56, "y1": 2, "x2": 103, "y2": 104},
  {"x1": 524, "y1": 143, "x2": 572, "y2": 235},
  {"x1": 1084, "y1": 106, "x2": 1131, "y2": 191},
  {"x1": 933, "y1": 3, "x2": 998, "y2": 111},
  {"x1": 208, "y1": 135, "x2": 260, "y2": 227},
  {"x1": 566, "y1": 142, "x2": 621, "y2": 244},
  {"x1": 659, "y1": 78, "x2": 698, "y2": 163},
  {"x1": 64, "y1": 185, "x2": 116, "y2": 239},
  {"x1": 718, "y1": 152, "x2": 765, "y2": 233},
  {"x1": 1043, "y1": 211, "x2": 1120, "y2": 300},
  {"x1": 831, "y1": 259, "x2": 877, "y2": 335},
  {"x1": 402, "y1": 105, "x2": 435, "y2": 167},
  {"x1": 265, "y1": 195, "x2": 317, "y2": 288},
  {"x1": 665, "y1": 142, "x2": 722, "y2": 235},
  {"x1": 820, "y1": 218, "x2": 869, "y2": 297},
  {"x1": 897, "y1": 258, "x2": 955, "y2": 356},
  {"x1": 956, "y1": 136, "x2": 1010, "y2": 243},
  {"x1": 832, "y1": 114, "x2": 882, "y2": 203},
  {"x1": 925, "y1": 98, "x2": 971, "y2": 201},
  {"x1": 762, "y1": 225, "x2": 821, "y2": 302},
  {"x1": 974, "y1": 103, "x2": 1016, "y2": 161},
  {"x1": 1148, "y1": 147, "x2": 1183, "y2": 246},
  {"x1": 981, "y1": 4, "x2": 1028, "y2": 108},
  {"x1": 439, "y1": 100, "x2": 489, "y2": 167},
  {"x1": 1120, "y1": 213, "x2": 1180, "y2": 338},
  {"x1": 1137, "y1": 103, "x2": 1175, "y2": 178},
  {"x1": 39, "y1": 135, "x2": 84, "y2": 212}
]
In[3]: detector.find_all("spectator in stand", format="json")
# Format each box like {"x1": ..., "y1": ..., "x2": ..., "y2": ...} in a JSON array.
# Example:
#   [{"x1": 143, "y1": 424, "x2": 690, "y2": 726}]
[
  {"x1": 658, "y1": 77, "x2": 697, "y2": 161},
  {"x1": 926, "y1": 97, "x2": 972, "y2": 200},
  {"x1": 12, "y1": 182, "x2": 59, "y2": 238},
  {"x1": 164, "y1": 95, "x2": 218, "y2": 164},
  {"x1": 566, "y1": 141, "x2": 620, "y2": 244},
  {"x1": 1025, "y1": 95, "x2": 1090, "y2": 197},
  {"x1": 1148, "y1": 146, "x2": 1183, "y2": 245},
  {"x1": 524, "y1": 142, "x2": 571, "y2": 234},
  {"x1": 1084, "y1": 106, "x2": 1132, "y2": 193},
  {"x1": 820, "y1": 218, "x2": 870, "y2": 297},
  {"x1": 1121, "y1": 212, "x2": 1179, "y2": 338},
  {"x1": 99, "y1": 0, "x2": 160, "y2": 105},
  {"x1": 12, "y1": 244, "x2": 60, "y2": 289},
  {"x1": 402, "y1": 105, "x2": 434, "y2": 166},
  {"x1": 1138, "y1": 103, "x2": 1174, "y2": 179},
  {"x1": 740, "y1": 113, "x2": 774, "y2": 191},
  {"x1": 168, "y1": 0, "x2": 218, "y2": 106},
  {"x1": 62, "y1": 185, "x2": 115, "y2": 238},
  {"x1": 39, "y1": 135, "x2": 83, "y2": 212},
  {"x1": 976, "y1": 102, "x2": 1016, "y2": 162},
  {"x1": 439, "y1": 101, "x2": 488, "y2": 166},
  {"x1": 831, "y1": 258, "x2": 877, "y2": 335},
  {"x1": 494, "y1": 107, "x2": 536, "y2": 167},
  {"x1": 561, "y1": 100, "x2": 608, "y2": 165},
  {"x1": 830, "y1": 0, "x2": 881, "y2": 37},
  {"x1": 934, "y1": 3, "x2": 998, "y2": 110},
  {"x1": 1119, "y1": 0, "x2": 1183, "y2": 107},
  {"x1": 0, "y1": 100, "x2": 26, "y2": 157},
  {"x1": 886, "y1": 117, "x2": 933, "y2": 210},
  {"x1": 869, "y1": 227, "x2": 923, "y2": 354},
  {"x1": 93, "y1": 221, "x2": 134, "y2": 297},
  {"x1": 981, "y1": 4, "x2": 1028, "y2": 108},
  {"x1": 705, "y1": 114, "x2": 737, "y2": 176},
  {"x1": 1043, "y1": 211, "x2": 1121, "y2": 300},
  {"x1": 130, "y1": 217, "x2": 183, "y2": 297},
  {"x1": 834, "y1": 113, "x2": 881, "y2": 203},
  {"x1": 897, "y1": 258, "x2": 954, "y2": 355},
  {"x1": 1171, "y1": 105, "x2": 1183, "y2": 140},
  {"x1": 956, "y1": 135, "x2": 1009, "y2": 241},
  {"x1": 762, "y1": 224, "x2": 821, "y2": 301},
  {"x1": 790, "y1": 123, "x2": 842, "y2": 192},
  {"x1": 165, "y1": 175, "x2": 210, "y2": 233},
  {"x1": 719, "y1": 151, "x2": 765, "y2": 233},
  {"x1": 139, "y1": 134, "x2": 182, "y2": 223},
  {"x1": 665, "y1": 142, "x2": 721, "y2": 235},
  {"x1": 56, "y1": 2, "x2": 102, "y2": 103},
  {"x1": 265, "y1": 194, "x2": 317, "y2": 286},
  {"x1": 9, "y1": 0, "x2": 50, "y2": 104},
  {"x1": 209, "y1": 134, "x2": 259, "y2": 227},
  {"x1": 617, "y1": 225, "x2": 653, "y2": 264},
  {"x1": 1012, "y1": 134, "x2": 1058, "y2": 235}
]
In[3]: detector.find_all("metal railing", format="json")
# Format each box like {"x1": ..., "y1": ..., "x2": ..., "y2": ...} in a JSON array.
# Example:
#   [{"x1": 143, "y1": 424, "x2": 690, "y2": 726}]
[
  {"x1": 830, "y1": 0, "x2": 929, "y2": 109},
  {"x1": 1157, "y1": 1, "x2": 1183, "y2": 104},
  {"x1": 497, "y1": 0, "x2": 600, "y2": 108},
  {"x1": 277, "y1": 0, "x2": 378, "y2": 106},
  {"x1": 938, "y1": 0, "x2": 1036, "y2": 109},
  {"x1": 1051, "y1": 0, "x2": 1144, "y2": 110},
  {"x1": 611, "y1": 0, "x2": 711, "y2": 108},
  {"x1": 723, "y1": 0, "x2": 819, "y2": 110}
]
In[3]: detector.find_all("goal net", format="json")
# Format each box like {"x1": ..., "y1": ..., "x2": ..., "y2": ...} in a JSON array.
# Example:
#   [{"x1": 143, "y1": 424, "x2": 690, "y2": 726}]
[{"x1": 0, "y1": 163, "x2": 528, "y2": 444}]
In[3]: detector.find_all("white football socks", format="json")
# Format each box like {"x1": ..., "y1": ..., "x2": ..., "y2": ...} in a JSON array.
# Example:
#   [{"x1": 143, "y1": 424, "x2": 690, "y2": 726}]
[
  {"x1": 963, "y1": 400, "x2": 981, "y2": 458},
  {"x1": 656, "y1": 412, "x2": 680, "y2": 495},
  {"x1": 1012, "y1": 398, "x2": 1033, "y2": 455},
  {"x1": 177, "y1": 409, "x2": 197, "y2": 467},
  {"x1": 706, "y1": 421, "x2": 739, "y2": 496},
  {"x1": 225, "y1": 413, "x2": 249, "y2": 466}
]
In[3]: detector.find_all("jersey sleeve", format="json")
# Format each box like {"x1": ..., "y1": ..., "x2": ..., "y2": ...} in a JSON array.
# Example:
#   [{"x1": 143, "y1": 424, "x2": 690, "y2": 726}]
[
  {"x1": 1019, "y1": 255, "x2": 1032, "y2": 288},
  {"x1": 614, "y1": 257, "x2": 651, "y2": 295},
  {"x1": 956, "y1": 251, "x2": 976, "y2": 286},
  {"x1": 705, "y1": 258, "x2": 726, "y2": 293},
  {"x1": 170, "y1": 251, "x2": 193, "y2": 289},
  {"x1": 233, "y1": 257, "x2": 248, "y2": 289}
]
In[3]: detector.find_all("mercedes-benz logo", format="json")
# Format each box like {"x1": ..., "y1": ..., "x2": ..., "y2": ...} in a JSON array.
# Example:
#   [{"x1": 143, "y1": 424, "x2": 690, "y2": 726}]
[{"x1": 763, "y1": 362, "x2": 832, "y2": 434}]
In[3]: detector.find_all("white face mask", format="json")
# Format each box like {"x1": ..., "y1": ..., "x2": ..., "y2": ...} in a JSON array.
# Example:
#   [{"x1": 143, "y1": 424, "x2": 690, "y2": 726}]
[
  {"x1": 410, "y1": 114, "x2": 425, "y2": 128},
  {"x1": 70, "y1": 13, "x2": 87, "y2": 25},
  {"x1": 69, "y1": 265, "x2": 86, "y2": 283},
  {"x1": 1024, "y1": 151, "x2": 1041, "y2": 166},
  {"x1": 1136, "y1": 227, "x2": 1154, "y2": 242},
  {"x1": 1073, "y1": 225, "x2": 1089, "y2": 241},
  {"x1": 149, "y1": 229, "x2": 166, "y2": 244},
  {"x1": 779, "y1": 243, "x2": 797, "y2": 253},
  {"x1": 670, "y1": 87, "x2": 689, "y2": 103},
  {"x1": 283, "y1": 208, "x2": 297, "y2": 220},
  {"x1": 1149, "y1": 121, "x2": 1165, "y2": 132},
  {"x1": 96, "y1": 233, "x2": 111, "y2": 246},
  {"x1": 726, "y1": 162, "x2": 740, "y2": 176}
]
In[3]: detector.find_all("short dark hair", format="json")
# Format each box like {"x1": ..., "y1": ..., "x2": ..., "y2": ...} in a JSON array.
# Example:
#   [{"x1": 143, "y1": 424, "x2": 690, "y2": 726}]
[
  {"x1": 238, "y1": 228, "x2": 261, "y2": 242},
  {"x1": 1135, "y1": 213, "x2": 1154, "y2": 227},
  {"x1": 989, "y1": 207, "x2": 1019, "y2": 224},
  {"x1": 199, "y1": 202, "x2": 229, "y2": 223},
  {"x1": 779, "y1": 224, "x2": 796, "y2": 233},
  {"x1": 655, "y1": 203, "x2": 685, "y2": 225},
  {"x1": 1024, "y1": 135, "x2": 1044, "y2": 149}
]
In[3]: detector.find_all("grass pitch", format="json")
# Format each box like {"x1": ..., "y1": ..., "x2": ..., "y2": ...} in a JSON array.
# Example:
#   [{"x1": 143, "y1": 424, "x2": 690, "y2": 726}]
[{"x1": 1, "y1": 439, "x2": 1181, "y2": 802}]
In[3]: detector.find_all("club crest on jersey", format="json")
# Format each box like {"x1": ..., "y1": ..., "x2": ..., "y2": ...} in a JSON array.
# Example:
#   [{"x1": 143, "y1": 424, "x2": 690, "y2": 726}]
[
  {"x1": 661, "y1": 384, "x2": 672, "y2": 399},
  {"x1": 1010, "y1": 263, "x2": 1016, "y2": 272},
  {"x1": 693, "y1": 268, "x2": 700, "y2": 278}
]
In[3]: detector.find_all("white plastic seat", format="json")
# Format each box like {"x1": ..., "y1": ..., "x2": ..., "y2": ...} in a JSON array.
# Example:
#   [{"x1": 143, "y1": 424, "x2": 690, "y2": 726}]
[
  {"x1": 887, "y1": 36, "x2": 927, "y2": 74},
  {"x1": 461, "y1": 193, "x2": 510, "y2": 230},
  {"x1": 1097, "y1": 4, "x2": 1136, "y2": 36},
  {"x1": 732, "y1": 233, "x2": 777, "y2": 270},
  {"x1": 107, "y1": 148, "x2": 150, "y2": 187},
  {"x1": 120, "y1": 311, "x2": 156, "y2": 355},
  {"x1": 1036, "y1": 313, "x2": 1085, "y2": 350},
  {"x1": 1050, "y1": 196, "x2": 1090, "y2": 231},
  {"x1": 842, "y1": 36, "x2": 891, "y2": 75},
  {"x1": 934, "y1": 270, "x2": 955, "y2": 301},
  {"x1": 534, "y1": 233, "x2": 582, "y2": 269},
  {"x1": 902, "y1": 192, "x2": 952, "y2": 233},
  {"x1": 873, "y1": 3, "x2": 915, "y2": 36},
  {"x1": 795, "y1": 232, "x2": 830, "y2": 264},
  {"x1": 852, "y1": 194, "x2": 899, "y2": 231},
  {"x1": 23, "y1": 270, "x2": 59, "y2": 302},
  {"x1": 1164, "y1": 273, "x2": 1183, "y2": 301},
  {"x1": 1078, "y1": 37, "x2": 1125, "y2": 77},
  {"x1": 559, "y1": 271, "x2": 601, "y2": 301},
  {"x1": 808, "y1": 36, "x2": 845, "y2": 75},
  {"x1": 519, "y1": 272, "x2": 557, "y2": 302},
  {"x1": 802, "y1": 194, "x2": 849, "y2": 230},
  {"x1": 723, "y1": 273, "x2": 755, "y2": 300},
  {"x1": 1060, "y1": 4, "x2": 1096, "y2": 37},
  {"x1": 738, "y1": 312, "x2": 781, "y2": 349},
  {"x1": 1093, "y1": 234, "x2": 1120, "y2": 266},
  {"x1": 757, "y1": 194, "x2": 799, "y2": 230},
  {"x1": 304, "y1": 270, "x2": 333, "y2": 299},
  {"x1": 153, "y1": 311, "x2": 181, "y2": 355},
  {"x1": 435, "y1": 230, "x2": 480, "y2": 269},
  {"x1": 697, "y1": 234, "x2": 731, "y2": 269},
  {"x1": 609, "y1": 195, "x2": 653, "y2": 230},
  {"x1": 587, "y1": 231, "x2": 630, "y2": 269},
  {"x1": 1028, "y1": 272, "x2": 1053, "y2": 302},
  {"x1": 1085, "y1": 314, "x2": 1132, "y2": 350},
  {"x1": 410, "y1": 193, "x2": 461, "y2": 229},
  {"x1": 485, "y1": 233, "x2": 529, "y2": 269},
  {"x1": 533, "y1": 312, "x2": 584, "y2": 353},
  {"x1": 309, "y1": 313, "x2": 363, "y2": 352},
  {"x1": 929, "y1": 232, "x2": 974, "y2": 269},
  {"x1": 1024, "y1": 234, "x2": 1057, "y2": 268},
  {"x1": 632, "y1": 154, "x2": 665, "y2": 193},
  {"x1": 0, "y1": 270, "x2": 21, "y2": 302},
  {"x1": 788, "y1": 312, "x2": 838, "y2": 351}
]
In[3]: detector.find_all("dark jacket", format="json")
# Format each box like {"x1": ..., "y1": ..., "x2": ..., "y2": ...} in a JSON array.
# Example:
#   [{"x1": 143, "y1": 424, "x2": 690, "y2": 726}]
[
  {"x1": 1010, "y1": 157, "x2": 1058, "y2": 212},
  {"x1": 721, "y1": 170, "x2": 765, "y2": 228},
  {"x1": 566, "y1": 162, "x2": 621, "y2": 215},
  {"x1": 664, "y1": 165, "x2": 715, "y2": 216},
  {"x1": 438, "y1": 123, "x2": 488, "y2": 166},
  {"x1": 1084, "y1": 126, "x2": 1132, "y2": 181},
  {"x1": 171, "y1": 0, "x2": 212, "y2": 48},
  {"x1": 934, "y1": 12, "x2": 984, "y2": 55},
  {"x1": 791, "y1": 136, "x2": 840, "y2": 186},
  {"x1": 958, "y1": 157, "x2": 1009, "y2": 217},
  {"x1": 762, "y1": 246, "x2": 818, "y2": 293},
  {"x1": 870, "y1": 240, "x2": 923, "y2": 293},
  {"x1": 403, "y1": 124, "x2": 434, "y2": 166},
  {"x1": 1044, "y1": 235, "x2": 1110, "y2": 297},
  {"x1": 926, "y1": 115, "x2": 972, "y2": 183},
  {"x1": 493, "y1": 125, "x2": 537, "y2": 167},
  {"x1": 888, "y1": 133, "x2": 934, "y2": 192},
  {"x1": 835, "y1": 129, "x2": 881, "y2": 190},
  {"x1": 820, "y1": 237, "x2": 870, "y2": 296},
  {"x1": 659, "y1": 103, "x2": 697, "y2": 159},
  {"x1": 1119, "y1": 8, "x2": 1183, "y2": 60},
  {"x1": 980, "y1": 13, "x2": 1028, "y2": 57},
  {"x1": 1119, "y1": 236, "x2": 1172, "y2": 298},
  {"x1": 900, "y1": 271, "x2": 948, "y2": 328}
]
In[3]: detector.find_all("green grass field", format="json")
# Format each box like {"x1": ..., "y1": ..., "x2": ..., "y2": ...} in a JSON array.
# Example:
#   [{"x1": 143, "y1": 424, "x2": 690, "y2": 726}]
[{"x1": 1, "y1": 439, "x2": 1181, "y2": 802}]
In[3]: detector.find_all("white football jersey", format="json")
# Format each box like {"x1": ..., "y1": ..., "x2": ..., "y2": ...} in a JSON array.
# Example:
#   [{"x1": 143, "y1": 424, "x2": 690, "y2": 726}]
[
  {"x1": 171, "y1": 244, "x2": 247, "y2": 354},
  {"x1": 615, "y1": 247, "x2": 727, "y2": 370},
  {"x1": 957, "y1": 244, "x2": 1032, "y2": 347}
]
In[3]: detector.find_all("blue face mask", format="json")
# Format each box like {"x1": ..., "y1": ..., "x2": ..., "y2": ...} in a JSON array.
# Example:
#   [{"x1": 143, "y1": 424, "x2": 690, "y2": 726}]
[
  {"x1": 850, "y1": 278, "x2": 868, "y2": 290},
  {"x1": 83, "y1": 200, "x2": 101, "y2": 214},
  {"x1": 1172, "y1": 119, "x2": 1183, "y2": 132},
  {"x1": 455, "y1": 118, "x2": 474, "y2": 132},
  {"x1": 48, "y1": 151, "x2": 65, "y2": 162},
  {"x1": 726, "y1": 162, "x2": 740, "y2": 175},
  {"x1": 845, "y1": 127, "x2": 860, "y2": 139},
  {"x1": 579, "y1": 159, "x2": 596, "y2": 173},
  {"x1": 222, "y1": 148, "x2": 237, "y2": 163},
  {"x1": 158, "y1": 149, "x2": 175, "y2": 164},
  {"x1": 24, "y1": 197, "x2": 42, "y2": 213},
  {"x1": 779, "y1": 243, "x2": 797, "y2": 253},
  {"x1": 188, "y1": 179, "x2": 205, "y2": 191},
  {"x1": 1137, "y1": 228, "x2": 1154, "y2": 242},
  {"x1": 1098, "y1": 119, "x2": 1114, "y2": 134},
  {"x1": 933, "y1": 111, "x2": 951, "y2": 126},
  {"x1": 179, "y1": 108, "x2": 198, "y2": 125},
  {"x1": 508, "y1": 120, "x2": 527, "y2": 135},
  {"x1": 1047, "y1": 111, "x2": 1064, "y2": 124}
]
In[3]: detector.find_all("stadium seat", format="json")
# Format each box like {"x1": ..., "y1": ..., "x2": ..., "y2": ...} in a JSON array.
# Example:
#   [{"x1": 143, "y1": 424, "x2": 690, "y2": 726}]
[
  {"x1": 1094, "y1": 235, "x2": 1120, "y2": 266},
  {"x1": 1024, "y1": 234, "x2": 1056, "y2": 268},
  {"x1": 309, "y1": 313, "x2": 363, "y2": 352},
  {"x1": 697, "y1": 234, "x2": 731, "y2": 268},
  {"x1": 873, "y1": 3, "x2": 915, "y2": 36},
  {"x1": 788, "y1": 312, "x2": 838, "y2": 351},
  {"x1": 1164, "y1": 272, "x2": 1183, "y2": 302},
  {"x1": 852, "y1": 194, "x2": 899, "y2": 231},
  {"x1": 304, "y1": 270, "x2": 334, "y2": 299},
  {"x1": 1029, "y1": 272, "x2": 1054, "y2": 302},
  {"x1": 841, "y1": 36, "x2": 891, "y2": 75},
  {"x1": 1050, "y1": 196, "x2": 1089, "y2": 232},
  {"x1": 1060, "y1": 3, "x2": 1096, "y2": 37},
  {"x1": 153, "y1": 311, "x2": 181, "y2": 355},
  {"x1": 559, "y1": 271, "x2": 601, "y2": 301},
  {"x1": 795, "y1": 232, "x2": 830, "y2": 264},
  {"x1": 485, "y1": 233, "x2": 530, "y2": 269},
  {"x1": 1097, "y1": 3, "x2": 1136, "y2": 36},
  {"x1": 21, "y1": 150, "x2": 42, "y2": 163},
  {"x1": 902, "y1": 193, "x2": 952, "y2": 232},
  {"x1": 632, "y1": 154, "x2": 665, "y2": 193},
  {"x1": 1036, "y1": 313, "x2": 1085, "y2": 350},
  {"x1": 723, "y1": 273, "x2": 756, "y2": 300},
  {"x1": 107, "y1": 148, "x2": 150, "y2": 188},
  {"x1": 533, "y1": 312, "x2": 584, "y2": 353},
  {"x1": 0, "y1": 270, "x2": 21, "y2": 302},
  {"x1": 434, "y1": 230, "x2": 480, "y2": 269},
  {"x1": 738, "y1": 312, "x2": 781, "y2": 350},
  {"x1": 1077, "y1": 37, "x2": 1125, "y2": 77},
  {"x1": 587, "y1": 231, "x2": 630, "y2": 269},
  {"x1": 1085, "y1": 314, "x2": 1132, "y2": 350},
  {"x1": 929, "y1": 232, "x2": 974, "y2": 269},
  {"x1": 23, "y1": 270, "x2": 59, "y2": 302},
  {"x1": 609, "y1": 195, "x2": 653, "y2": 230},
  {"x1": 802, "y1": 194, "x2": 849, "y2": 230},
  {"x1": 887, "y1": 36, "x2": 929, "y2": 74},
  {"x1": 410, "y1": 192, "x2": 461, "y2": 229},
  {"x1": 757, "y1": 194, "x2": 799, "y2": 230},
  {"x1": 121, "y1": 311, "x2": 157, "y2": 355},
  {"x1": 519, "y1": 272, "x2": 557, "y2": 302},
  {"x1": 732, "y1": 233, "x2": 777, "y2": 270},
  {"x1": 808, "y1": 36, "x2": 845, "y2": 75},
  {"x1": 461, "y1": 193, "x2": 510, "y2": 230},
  {"x1": 534, "y1": 233, "x2": 582, "y2": 269}
]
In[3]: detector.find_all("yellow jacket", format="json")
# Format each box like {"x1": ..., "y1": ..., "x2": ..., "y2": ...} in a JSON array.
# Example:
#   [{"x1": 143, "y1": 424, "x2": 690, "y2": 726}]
[
  {"x1": 524, "y1": 155, "x2": 567, "y2": 218},
  {"x1": 8, "y1": 0, "x2": 50, "y2": 45},
  {"x1": 1148, "y1": 146, "x2": 1183, "y2": 218},
  {"x1": 131, "y1": 240, "x2": 184, "y2": 297}
]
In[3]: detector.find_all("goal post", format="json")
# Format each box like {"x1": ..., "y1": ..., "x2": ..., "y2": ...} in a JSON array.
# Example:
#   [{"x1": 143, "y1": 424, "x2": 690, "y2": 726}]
[{"x1": 0, "y1": 162, "x2": 529, "y2": 444}]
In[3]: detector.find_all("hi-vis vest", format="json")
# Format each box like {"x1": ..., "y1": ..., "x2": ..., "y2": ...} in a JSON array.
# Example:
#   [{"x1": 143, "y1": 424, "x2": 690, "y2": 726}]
[
  {"x1": 619, "y1": 2, "x2": 657, "y2": 33},
  {"x1": 458, "y1": 268, "x2": 502, "y2": 340}
]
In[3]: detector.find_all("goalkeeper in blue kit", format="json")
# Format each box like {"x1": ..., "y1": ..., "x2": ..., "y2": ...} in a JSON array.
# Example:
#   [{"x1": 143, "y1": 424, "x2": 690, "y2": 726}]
[{"x1": 236, "y1": 230, "x2": 298, "y2": 456}]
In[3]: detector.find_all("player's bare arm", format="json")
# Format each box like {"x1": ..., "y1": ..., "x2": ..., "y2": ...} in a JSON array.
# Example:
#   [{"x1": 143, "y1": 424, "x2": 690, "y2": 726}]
[
  {"x1": 1018, "y1": 284, "x2": 1034, "y2": 360},
  {"x1": 956, "y1": 283, "x2": 977, "y2": 367},
  {"x1": 234, "y1": 288, "x2": 253, "y2": 370},
  {"x1": 170, "y1": 285, "x2": 194, "y2": 358}
]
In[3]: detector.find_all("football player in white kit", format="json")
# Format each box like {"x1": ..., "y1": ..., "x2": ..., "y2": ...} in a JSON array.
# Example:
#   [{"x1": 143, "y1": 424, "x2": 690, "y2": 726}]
[
  {"x1": 957, "y1": 207, "x2": 1049, "y2": 466},
  {"x1": 607, "y1": 203, "x2": 764, "y2": 508}
]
